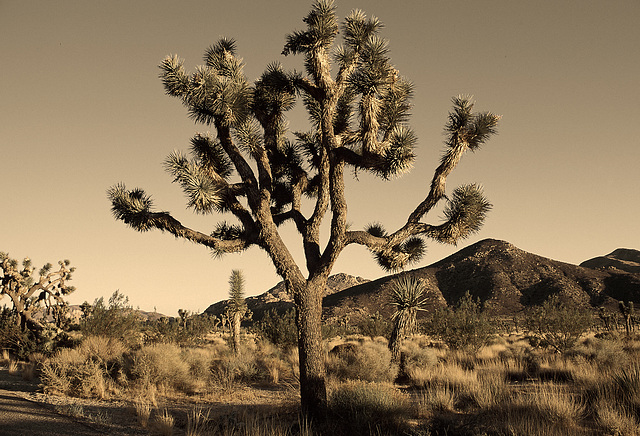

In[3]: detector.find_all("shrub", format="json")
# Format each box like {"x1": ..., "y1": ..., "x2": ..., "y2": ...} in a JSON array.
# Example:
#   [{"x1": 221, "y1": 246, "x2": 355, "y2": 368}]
[
  {"x1": 525, "y1": 295, "x2": 593, "y2": 353},
  {"x1": 210, "y1": 346, "x2": 259, "y2": 388},
  {"x1": 401, "y1": 340, "x2": 438, "y2": 376},
  {"x1": 356, "y1": 312, "x2": 391, "y2": 339},
  {"x1": 326, "y1": 340, "x2": 397, "y2": 383},
  {"x1": 126, "y1": 343, "x2": 192, "y2": 392},
  {"x1": 41, "y1": 348, "x2": 108, "y2": 398},
  {"x1": 254, "y1": 308, "x2": 298, "y2": 349},
  {"x1": 40, "y1": 336, "x2": 126, "y2": 398},
  {"x1": 423, "y1": 291, "x2": 495, "y2": 352},
  {"x1": 81, "y1": 291, "x2": 142, "y2": 347},
  {"x1": 327, "y1": 381, "x2": 411, "y2": 435}
]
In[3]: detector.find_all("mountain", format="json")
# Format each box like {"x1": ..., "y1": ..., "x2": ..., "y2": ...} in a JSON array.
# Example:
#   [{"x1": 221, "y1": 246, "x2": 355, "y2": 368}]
[
  {"x1": 203, "y1": 272, "x2": 370, "y2": 320},
  {"x1": 324, "y1": 239, "x2": 640, "y2": 318},
  {"x1": 580, "y1": 248, "x2": 640, "y2": 274},
  {"x1": 202, "y1": 239, "x2": 640, "y2": 322}
]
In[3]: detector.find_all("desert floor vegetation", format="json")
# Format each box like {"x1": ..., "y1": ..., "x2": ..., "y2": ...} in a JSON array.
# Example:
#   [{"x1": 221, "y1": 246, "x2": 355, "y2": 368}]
[
  {"x1": 5, "y1": 328, "x2": 636, "y2": 435},
  {"x1": 2, "y1": 294, "x2": 639, "y2": 436}
]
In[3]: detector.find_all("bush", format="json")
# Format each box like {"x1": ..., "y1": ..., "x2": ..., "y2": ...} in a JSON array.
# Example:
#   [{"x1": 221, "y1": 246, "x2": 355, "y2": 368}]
[
  {"x1": 81, "y1": 291, "x2": 142, "y2": 347},
  {"x1": 254, "y1": 309, "x2": 298, "y2": 349},
  {"x1": 525, "y1": 295, "x2": 593, "y2": 353},
  {"x1": 125, "y1": 343, "x2": 192, "y2": 392},
  {"x1": 357, "y1": 312, "x2": 391, "y2": 339},
  {"x1": 401, "y1": 340, "x2": 438, "y2": 379},
  {"x1": 210, "y1": 346, "x2": 259, "y2": 388},
  {"x1": 327, "y1": 381, "x2": 411, "y2": 435},
  {"x1": 423, "y1": 291, "x2": 495, "y2": 352},
  {"x1": 40, "y1": 336, "x2": 126, "y2": 398},
  {"x1": 326, "y1": 340, "x2": 397, "y2": 383}
]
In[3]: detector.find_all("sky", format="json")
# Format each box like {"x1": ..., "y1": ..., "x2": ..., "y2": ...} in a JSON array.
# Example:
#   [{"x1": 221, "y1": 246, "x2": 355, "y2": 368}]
[{"x1": 1, "y1": 0, "x2": 639, "y2": 316}]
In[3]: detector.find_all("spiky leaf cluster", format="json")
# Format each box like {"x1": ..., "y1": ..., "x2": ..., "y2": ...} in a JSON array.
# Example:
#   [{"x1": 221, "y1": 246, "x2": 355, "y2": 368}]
[
  {"x1": 433, "y1": 184, "x2": 492, "y2": 244},
  {"x1": 374, "y1": 236, "x2": 425, "y2": 273},
  {"x1": 388, "y1": 275, "x2": 428, "y2": 360},
  {"x1": 282, "y1": 0, "x2": 339, "y2": 57},
  {"x1": 445, "y1": 95, "x2": 500, "y2": 151},
  {"x1": 107, "y1": 183, "x2": 155, "y2": 231},
  {"x1": 160, "y1": 38, "x2": 252, "y2": 127},
  {"x1": 227, "y1": 269, "x2": 247, "y2": 314}
]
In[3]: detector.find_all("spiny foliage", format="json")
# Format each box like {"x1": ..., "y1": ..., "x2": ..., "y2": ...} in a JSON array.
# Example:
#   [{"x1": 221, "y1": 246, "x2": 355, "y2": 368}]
[{"x1": 227, "y1": 269, "x2": 247, "y2": 313}]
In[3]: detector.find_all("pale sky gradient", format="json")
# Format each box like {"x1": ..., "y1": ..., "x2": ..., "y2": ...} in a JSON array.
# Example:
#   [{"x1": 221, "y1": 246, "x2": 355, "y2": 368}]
[{"x1": 2, "y1": 1, "x2": 639, "y2": 316}]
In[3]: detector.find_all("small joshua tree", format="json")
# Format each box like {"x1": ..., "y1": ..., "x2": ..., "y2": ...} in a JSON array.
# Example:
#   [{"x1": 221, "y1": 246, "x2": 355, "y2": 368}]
[
  {"x1": 0, "y1": 252, "x2": 75, "y2": 335},
  {"x1": 388, "y1": 275, "x2": 427, "y2": 363},
  {"x1": 227, "y1": 269, "x2": 248, "y2": 353}
]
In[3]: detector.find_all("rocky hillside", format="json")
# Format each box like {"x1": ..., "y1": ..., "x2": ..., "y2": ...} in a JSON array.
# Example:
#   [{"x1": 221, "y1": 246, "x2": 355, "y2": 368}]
[
  {"x1": 203, "y1": 239, "x2": 640, "y2": 322},
  {"x1": 203, "y1": 272, "x2": 370, "y2": 320},
  {"x1": 324, "y1": 239, "x2": 640, "y2": 318},
  {"x1": 580, "y1": 248, "x2": 640, "y2": 274}
]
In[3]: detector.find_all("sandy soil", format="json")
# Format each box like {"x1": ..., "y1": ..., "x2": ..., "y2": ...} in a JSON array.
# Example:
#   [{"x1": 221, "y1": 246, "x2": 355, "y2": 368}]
[{"x1": 0, "y1": 367, "x2": 299, "y2": 435}]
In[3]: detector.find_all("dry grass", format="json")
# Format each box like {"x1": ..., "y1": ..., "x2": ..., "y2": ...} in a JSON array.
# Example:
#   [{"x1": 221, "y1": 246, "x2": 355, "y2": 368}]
[
  {"x1": 134, "y1": 398, "x2": 152, "y2": 429},
  {"x1": 31, "y1": 330, "x2": 640, "y2": 435},
  {"x1": 152, "y1": 408, "x2": 175, "y2": 436},
  {"x1": 8, "y1": 359, "x2": 20, "y2": 376},
  {"x1": 326, "y1": 338, "x2": 397, "y2": 383}
]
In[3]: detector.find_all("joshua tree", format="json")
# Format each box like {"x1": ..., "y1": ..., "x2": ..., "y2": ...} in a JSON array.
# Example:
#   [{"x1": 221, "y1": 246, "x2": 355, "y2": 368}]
[
  {"x1": 108, "y1": 0, "x2": 499, "y2": 415},
  {"x1": 388, "y1": 275, "x2": 427, "y2": 364},
  {"x1": 226, "y1": 269, "x2": 247, "y2": 353},
  {"x1": 0, "y1": 252, "x2": 75, "y2": 334}
]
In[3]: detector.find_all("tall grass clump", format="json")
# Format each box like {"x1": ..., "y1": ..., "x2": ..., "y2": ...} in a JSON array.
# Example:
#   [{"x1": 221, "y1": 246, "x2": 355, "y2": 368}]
[
  {"x1": 327, "y1": 381, "x2": 412, "y2": 435},
  {"x1": 126, "y1": 342, "x2": 192, "y2": 393},
  {"x1": 40, "y1": 336, "x2": 126, "y2": 398},
  {"x1": 326, "y1": 340, "x2": 397, "y2": 383},
  {"x1": 210, "y1": 345, "x2": 259, "y2": 389}
]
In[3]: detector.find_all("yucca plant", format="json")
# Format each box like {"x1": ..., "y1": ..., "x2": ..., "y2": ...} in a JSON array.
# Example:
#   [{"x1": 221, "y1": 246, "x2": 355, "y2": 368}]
[{"x1": 388, "y1": 275, "x2": 427, "y2": 363}]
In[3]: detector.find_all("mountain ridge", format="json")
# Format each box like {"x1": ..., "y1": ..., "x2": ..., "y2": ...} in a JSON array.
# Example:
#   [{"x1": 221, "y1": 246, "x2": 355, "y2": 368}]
[{"x1": 204, "y1": 239, "x2": 640, "y2": 321}]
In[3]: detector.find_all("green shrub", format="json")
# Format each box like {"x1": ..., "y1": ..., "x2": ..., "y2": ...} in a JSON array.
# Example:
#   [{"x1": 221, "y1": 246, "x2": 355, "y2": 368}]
[
  {"x1": 327, "y1": 381, "x2": 411, "y2": 435},
  {"x1": 254, "y1": 308, "x2": 298, "y2": 349},
  {"x1": 81, "y1": 291, "x2": 142, "y2": 347},
  {"x1": 525, "y1": 295, "x2": 593, "y2": 353},
  {"x1": 423, "y1": 291, "x2": 496, "y2": 352}
]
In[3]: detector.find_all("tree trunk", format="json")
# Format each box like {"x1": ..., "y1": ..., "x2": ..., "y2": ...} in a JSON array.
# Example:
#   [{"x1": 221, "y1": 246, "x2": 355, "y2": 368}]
[
  {"x1": 388, "y1": 323, "x2": 401, "y2": 364},
  {"x1": 231, "y1": 311, "x2": 241, "y2": 354},
  {"x1": 295, "y1": 281, "x2": 327, "y2": 418}
]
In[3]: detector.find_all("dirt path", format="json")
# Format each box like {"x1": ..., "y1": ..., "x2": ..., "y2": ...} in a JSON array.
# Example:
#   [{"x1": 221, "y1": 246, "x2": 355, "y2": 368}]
[
  {"x1": 0, "y1": 389, "x2": 105, "y2": 436},
  {"x1": 0, "y1": 368, "x2": 146, "y2": 435}
]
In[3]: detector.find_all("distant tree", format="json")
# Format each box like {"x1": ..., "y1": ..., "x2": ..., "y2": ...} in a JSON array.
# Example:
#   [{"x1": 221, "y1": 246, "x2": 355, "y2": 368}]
[
  {"x1": 108, "y1": 1, "x2": 499, "y2": 414},
  {"x1": 227, "y1": 269, "x2": 248, "y2": 353},
  {"x1": 0, "y1": 252, "x2": 75, "y2": 335},
  {"x1": 388, "y1": 276, "x2": 427, "y2": 363}
]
